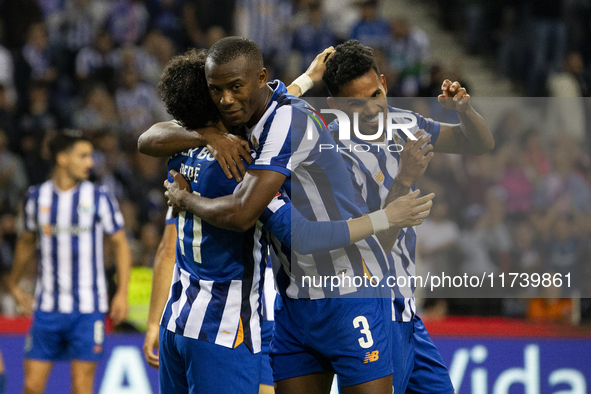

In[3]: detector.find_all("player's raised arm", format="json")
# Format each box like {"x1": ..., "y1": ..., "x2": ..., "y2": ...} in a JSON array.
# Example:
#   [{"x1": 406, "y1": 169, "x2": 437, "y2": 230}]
[
  {"x1": 7, "y1": 231, "x2": 37, "y2": 315},
  {"x1": 286, "y1": 46, "x2": 335, "y2": 97},
  {"x1": 143, "y1": 220, "x2": 176, "y2": 369},
  {"x1": 434, "y1": 79, "x2": 494, "y2": 155}
]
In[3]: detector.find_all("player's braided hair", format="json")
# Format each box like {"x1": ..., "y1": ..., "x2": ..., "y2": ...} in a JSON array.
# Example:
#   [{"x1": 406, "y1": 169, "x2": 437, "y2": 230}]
[
  {"x1": 206, "y1": 36, "x2": 263, "y2": 70},
  {"x1": 323, "y1": 40, "x2": 380, "y2": 96},
  {"x1": 158, "y1": 48, "x2": 220, "y2": 130}
]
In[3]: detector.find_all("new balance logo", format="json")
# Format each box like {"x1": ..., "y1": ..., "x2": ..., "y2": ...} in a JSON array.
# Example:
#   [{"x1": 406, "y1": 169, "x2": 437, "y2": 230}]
[{"x1": 364, "y1": 350, "x2": 379, "y2": 364}]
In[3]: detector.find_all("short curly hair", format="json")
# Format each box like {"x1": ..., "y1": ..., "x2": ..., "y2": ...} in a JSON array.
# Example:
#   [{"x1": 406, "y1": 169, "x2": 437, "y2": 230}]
[
  {"x1": 322, "y1": 40, "x2": 380, "y2": 96},
  {"x1": 158, "y1": 49, "x2": 220, "y2": 130}
]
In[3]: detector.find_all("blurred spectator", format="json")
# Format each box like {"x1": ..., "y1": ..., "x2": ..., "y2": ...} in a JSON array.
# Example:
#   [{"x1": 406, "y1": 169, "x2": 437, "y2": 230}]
[
  {"x1": 0, "y1": 0, "x2": 43, "y2": 50},
  {"x1": 185, "y1": 0, "x2": 236, "y2": 47},
  {"x1": 535, "y1": 144, "x2": 591, "y2": 213},
  {"x1": 527, "y1": 0, "x2": 566, "y2": 96},
  {"x1": 15, "y1": 23, "x2": 58, "y2": 101},
  {"x1": 115, "y1": 66, "x2": 166, "y2": 139},
  {"x1": 146, "y1": 0, "x2": 185, "y2": 48},
  {"x1": 388, "y1": 17, "x2": 430, "y2": 97},
  {"x1": 141, "y1": 31, "x2": 176, "y2": 86},
  {"x1": 543, "y1": 214, "x2": 585, "y2": 291},
  {"x1": 350, "y1": 0, "x2": 390, "y2": 49},
  {"x1": 498, "y1": 144, "x2": 535, "y2": 216},
  {"x1": 522, "y1": 128, "x2": 551, "y2": 181},
  {"x1": 291, "y1": 1, "x2": 337, "y2": 76},
  {"x1": 73, "y1": 84, "x2": 120, "y2": 132},
  {"x1": 323, "y1": 0, "x2": 359, "y2": 41},
  {"x1": 527, "y1": 294, "x2": 572, "y2": 323},
  {"x1": 106, "y1": 0, "x2": 150, "y2": 45},
  {"x1": 547, "y1": 52, "x2": 589, "y2": 97},
  {"x1": 460, "y1": 187, "x2": 512, "y2": 275},
  {"x1": 75, "y1": 30, "x2": 119, "y2": 92},
  {"x1": 234, "y1": 0, "x2": 293, "y2": 72},
  {"x1": 0, "y1": 21, "x2": 17, "y2": 108},
  {"x1": 0, "y1": 130, "x2": 28, "y2": 213},
  {"x1": 510, "y1": 219, "x2": 543, "y2": 274},
  {"x1": 17, "y1": 81, "x2": 58, "y2": 184},
  {"x1": 416, "y1": 199, "x2": 461, "y2": 279},
  {"x1": 0, "y1": 87, "x2": 16, "y2": 151}
]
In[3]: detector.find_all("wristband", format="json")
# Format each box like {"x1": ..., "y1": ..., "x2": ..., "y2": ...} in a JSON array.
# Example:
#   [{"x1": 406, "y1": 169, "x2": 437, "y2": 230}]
[
  {"x1": 292, "y1": 73, "x2": 314, "y2": 94},
  {"x1": 368, "y1": 210, "x2": 389, "y2": 234}
]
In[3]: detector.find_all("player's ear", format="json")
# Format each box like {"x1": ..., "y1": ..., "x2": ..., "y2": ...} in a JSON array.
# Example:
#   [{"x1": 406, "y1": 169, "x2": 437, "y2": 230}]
[
  {"x1": 380, "y1": 74, "x2": 388, "y2": 95},
  {"x1": 327, "y1": 96, "x2": 339, "y2": 110},
  {"x1": 258, "y1": 67, "x2": 268, "y2": 87}
]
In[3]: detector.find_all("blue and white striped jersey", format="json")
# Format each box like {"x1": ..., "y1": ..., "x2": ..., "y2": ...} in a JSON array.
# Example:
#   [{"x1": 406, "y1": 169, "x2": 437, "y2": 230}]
[
  {"x1": 330, "y1": 106, "x2": 440, "y2": 322},
  {"x1": 161, "y1": 147, "x2": 270, "y2": 353},
  {"x1": 247, "y1": 81, "x2": 389, "y2": 299},
  {"x1": 23, "y1": 180, "x2": 124, "y2": 314}
]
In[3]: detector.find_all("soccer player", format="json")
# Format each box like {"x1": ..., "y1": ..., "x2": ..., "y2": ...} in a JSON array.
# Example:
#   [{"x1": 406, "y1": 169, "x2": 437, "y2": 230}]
[
  {"x1": 7, "y1": 131, "x2": 131, "y2": 394},
  {"x1": 321, "y1": 40, "x2": 494, "y2": 394},
  {"x1": 141, "y1": 46, "x2": 432, "y2": 394}
]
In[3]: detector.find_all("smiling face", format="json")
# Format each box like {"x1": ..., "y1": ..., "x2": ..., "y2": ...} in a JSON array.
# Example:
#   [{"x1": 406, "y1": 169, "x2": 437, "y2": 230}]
[
  {"x1": 205, "y1": 55, "x2": 268, "y2": 127},
  {"x1": 328, "y1": 69, "x2": 389, "y2": 138}
]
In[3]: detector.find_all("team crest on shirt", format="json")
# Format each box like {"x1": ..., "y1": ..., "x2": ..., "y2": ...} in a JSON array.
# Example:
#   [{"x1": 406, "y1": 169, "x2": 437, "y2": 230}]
[
  {"x1": 78, "y1": 200, "x2": 95, "y2": 216},
  {"x1": 251, "y1": 135, "x2": 259, "y2": 151},
  {"x1": 392, "y1": 134, "x2": 406, "y2": 147}
]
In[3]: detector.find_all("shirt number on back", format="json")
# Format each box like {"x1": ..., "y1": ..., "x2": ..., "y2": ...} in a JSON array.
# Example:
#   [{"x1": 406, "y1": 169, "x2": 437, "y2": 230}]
[{"x1": 353, "y1": 316, "x2": 374, "y2": 349}]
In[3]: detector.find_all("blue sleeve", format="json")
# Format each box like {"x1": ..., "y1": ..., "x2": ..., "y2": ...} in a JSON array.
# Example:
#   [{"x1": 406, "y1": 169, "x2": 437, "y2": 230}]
[
  {"x1": 415, "y1": 110, "x2": 441, "y2": 146},
  {"x1": 260, "y1": 194, "x2": 351, "y2": 255}
]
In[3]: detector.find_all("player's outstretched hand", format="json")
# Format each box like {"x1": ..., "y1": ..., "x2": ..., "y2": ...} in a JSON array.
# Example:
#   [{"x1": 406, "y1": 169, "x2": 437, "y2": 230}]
[
  {"x1": 11, "y1": 286, "x2": 34, "y2": 316},
  {"x1": 384, "y1": 190, "x2": 435, "y2": 228},
  {"x1": 205, "y1": 130, "x2": 252, "y2": 182},
  {"x1": 438, "y1": 79, "x2": 471, "y2": 113},
  {"x1": 110, "y1": 290, "x2": 128, "y2": 325},
  {"x1": 397, "y1": 129, "x2": 435, "y2": 186},
  {"x1": 305, "y1": 46, "x2": 336, "y2": 84},
  {"x1": 143, "y1": 325, "x2": 160, "y2": 369}
]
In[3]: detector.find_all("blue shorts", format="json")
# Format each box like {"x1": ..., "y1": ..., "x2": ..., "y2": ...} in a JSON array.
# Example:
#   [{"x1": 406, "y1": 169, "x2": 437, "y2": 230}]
[
  {"x1": 260, "y1": 320, "x2": 274, "y2": 386},
  {"x1": 270, "y1": 297, "x2": 393, "y2": 387},
  {"x1": 406, "y1": 316, "x2": 454, "y2": 394},
  {"x1": 159, "y1": 326, "x2": 262, "y2": 394},
  {"x1": 25, "y1": 310, "x2": 105, "y2": 362}
]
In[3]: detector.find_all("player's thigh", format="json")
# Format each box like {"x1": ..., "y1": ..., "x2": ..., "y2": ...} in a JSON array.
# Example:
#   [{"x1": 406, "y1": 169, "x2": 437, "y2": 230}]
[
  {"x1": 314, "y1": 298, "x2": 393, "y2": 388},
  {"x1": 158, "y1": 326, "x2": 189, "y2": 393},
  {"x1": 180, "y1": 337, "x2": 261, "y2": 394},
  {"x1": 70, "y1": 360, "x2": 97, "y2": 394},
  {"x1": 340, "y1": 375, "x2": 393, "y2": 394},
  {"x1": 68, "y1": 312, "x2": 105, "y2": 362},
  {"x1": 406, "y1": 316, "x2": 454, "y2": 394},
  {"x1": 270, "y1": 298, "x2": 331, "y2": 383},
  {"x1": 275, "y1": 371, "x2": 334, "y2": 394},
  {"x1": 259, "y1": 384, "x2": 275, "y2": 394},
  {"x1": 23, "y1": 359, "x2": 53, "y2": 394},
  {"x1": 25, "y1": 311, "x2": 69, "y2": 362}
]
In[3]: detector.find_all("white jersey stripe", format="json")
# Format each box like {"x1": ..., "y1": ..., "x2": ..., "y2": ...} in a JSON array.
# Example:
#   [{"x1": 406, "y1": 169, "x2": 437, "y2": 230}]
[
  {"x1": 215, "y1": 280, "x2": 243, "y2": 348},
  {"x1": 78, "y1": 182, "x2": 95, "y2": 313},
  {"x1": 57, "y1": 190, "x2": 73, "y2": 313},
  {"x1": 183, "y1": 280, "x2": 213, "y2": 338},
  {"x1": 38, "y1": 182, "x2": 54, "y2": 312},
  {"x1": 178, "y1": 212, "x2": 186, "y2": 256}
]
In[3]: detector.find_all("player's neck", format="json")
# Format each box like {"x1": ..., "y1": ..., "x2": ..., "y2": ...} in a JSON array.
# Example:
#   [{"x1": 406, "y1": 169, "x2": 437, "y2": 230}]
[
  {"x1": 52, "y1": 170, "x2": 80, "y2": 192},
  {"x1": 245, "y1": 84, "x2": 273, "y2": 128}
]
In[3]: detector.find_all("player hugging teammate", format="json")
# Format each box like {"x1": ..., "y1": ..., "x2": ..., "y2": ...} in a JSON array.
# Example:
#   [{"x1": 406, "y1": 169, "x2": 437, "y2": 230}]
[{"x1": 139, "y1": 37, "x2": 493, "y2": 394}]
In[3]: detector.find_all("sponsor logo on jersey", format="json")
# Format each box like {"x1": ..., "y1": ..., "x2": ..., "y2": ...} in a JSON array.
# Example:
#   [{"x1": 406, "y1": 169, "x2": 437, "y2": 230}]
[{"x1": 364, "y1": 350, "x2": 379, "y2": 363}]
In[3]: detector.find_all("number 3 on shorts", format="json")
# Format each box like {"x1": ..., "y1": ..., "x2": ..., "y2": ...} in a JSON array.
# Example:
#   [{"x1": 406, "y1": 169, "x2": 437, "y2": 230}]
[{"x1": 353, "y1": 316, "x2": 374, "y2": 349}]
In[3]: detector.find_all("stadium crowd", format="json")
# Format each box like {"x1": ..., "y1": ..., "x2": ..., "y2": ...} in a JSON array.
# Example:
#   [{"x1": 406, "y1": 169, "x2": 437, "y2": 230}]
[{"x1": 0, "y1": 0, "x2": 589, "y2": 325}]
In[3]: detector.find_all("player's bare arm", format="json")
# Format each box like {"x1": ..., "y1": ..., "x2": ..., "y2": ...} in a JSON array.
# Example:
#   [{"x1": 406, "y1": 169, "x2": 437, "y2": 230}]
[
  {"x1": 143, "y1": 222, "x2": 176, "y2": 369},
  {"x1": 137, "y1": 121, "x2": 252, "y2": 181},
  {"x1": 7, "y1": 231, "x2": 37, "y2": 315},
  {"x1": 166, "y1": 168, "x2": 287, "y2": 232},
  {"x1": 287, "y1": 47, "x2": 335, "y2": 97},
  {"x1": 377, "y1": 129, "x2": 435, "y2": 253},
  {"x1": 435, "y1": 79, "x2": 494, "y2": 155},
  {"x1": 107, "y1": 229, "x2": 131, "y2": 325}
]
